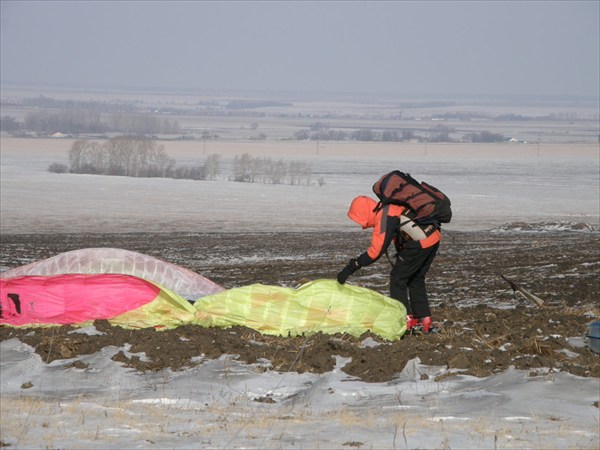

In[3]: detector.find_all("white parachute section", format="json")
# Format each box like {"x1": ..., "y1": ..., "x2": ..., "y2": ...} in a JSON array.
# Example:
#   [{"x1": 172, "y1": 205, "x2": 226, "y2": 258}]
[{"x1": 0, "y1": 248, "x2": 224, "y2": 300}]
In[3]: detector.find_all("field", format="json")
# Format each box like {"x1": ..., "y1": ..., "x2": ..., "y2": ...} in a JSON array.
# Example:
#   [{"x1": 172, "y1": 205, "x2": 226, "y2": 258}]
[
  {"x1": 1, "y1": 88, "x2": 599, "y2": 448},
  {"x1": 2, "y1": 229, "x2": 600, "y2": 380},
  {"x1": 1, "y1": 230, "x2": 600, "y2": 449}
]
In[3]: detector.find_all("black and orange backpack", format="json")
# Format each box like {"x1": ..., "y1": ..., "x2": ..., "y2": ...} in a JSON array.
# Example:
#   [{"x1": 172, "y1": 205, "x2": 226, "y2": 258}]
[{"x1": 372, "y1": 170, "x2": 452, "y2": 226}]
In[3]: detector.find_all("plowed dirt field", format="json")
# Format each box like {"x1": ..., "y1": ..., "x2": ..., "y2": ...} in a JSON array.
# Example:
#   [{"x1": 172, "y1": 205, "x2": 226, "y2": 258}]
[{"x1": 1, "y1": 230, "x2": 598, "y2": 382}]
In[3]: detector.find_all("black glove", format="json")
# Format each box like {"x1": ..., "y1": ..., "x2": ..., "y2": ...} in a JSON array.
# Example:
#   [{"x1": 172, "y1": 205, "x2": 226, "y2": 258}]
[{"x1": 337, "y1": 258, "x2": 360, "y2": 284}]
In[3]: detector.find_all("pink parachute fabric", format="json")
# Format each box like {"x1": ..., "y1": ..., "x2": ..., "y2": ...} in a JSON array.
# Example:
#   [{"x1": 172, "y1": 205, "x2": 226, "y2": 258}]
[
  {"x1": 0, "y1": 248, "x2": 224, "y2": 300},
  {"x1": 0, "y1": 273, "x2": 195, "y2": 327}
]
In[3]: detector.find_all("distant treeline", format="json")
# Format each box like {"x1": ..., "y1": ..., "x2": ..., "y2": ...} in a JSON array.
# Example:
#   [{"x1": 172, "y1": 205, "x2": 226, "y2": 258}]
[
  {"x1": 226, "y1": 100, "x2": 293, "y2": 109},
  {"x1": 23, "y1": 110, "x2": 179, "y2": 135},
  {"x1": 22, "y1": 95, "x2": 136, "y2": 113},
  {"x1": 1, "y1": 95, "x2": 180, "y2": 135},
  {"x1": 6, "y1": 111, "x2": 507, "y2": 143},
  {"x1": 293, "y1": 124, "x2": 507, "y2": 143},
  {"x1": 49, "y1": 137, "x2": 317, "y2": 186}
]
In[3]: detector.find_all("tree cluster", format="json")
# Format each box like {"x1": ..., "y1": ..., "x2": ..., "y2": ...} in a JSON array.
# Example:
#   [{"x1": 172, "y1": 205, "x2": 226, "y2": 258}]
[
  {"x1": 172, "y1": 154, "x2": 220, "y2": 181},
  {"x1": 294, "y1": 129, "x2": 348, "y2": 141},
  {"x1": 64, "y1": 137, "x2": 219, "y2": 181},
  {"x1": 232, "y1": 153, "x2": 312, "y2": 185},
  {"x1": 465, "y1": 131, "x2": 507, "y2": 143},
  {"x1": 1, "y1": 116, "x2": 21, "y2": 133},
  {"x1": 69, "y1": 137, "x2": 175, "y2": 177}
]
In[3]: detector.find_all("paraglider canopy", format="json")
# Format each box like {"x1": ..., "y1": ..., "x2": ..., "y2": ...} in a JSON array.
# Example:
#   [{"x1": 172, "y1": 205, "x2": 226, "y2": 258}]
[
  {"x1": 1, "y1": 250, "x2": 406, "y2": 340},
  {"x1": 0, "y1": 273, "x2": 196, "y2": 328},
  {"x1": 0, "y1": 248, "x2": 224, "y2": 300}
]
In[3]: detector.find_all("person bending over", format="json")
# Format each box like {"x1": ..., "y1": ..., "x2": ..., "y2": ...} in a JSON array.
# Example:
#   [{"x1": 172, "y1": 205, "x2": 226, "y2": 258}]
[{"x1": 337, "y1": 195, "x2": 441, "y2": 333}]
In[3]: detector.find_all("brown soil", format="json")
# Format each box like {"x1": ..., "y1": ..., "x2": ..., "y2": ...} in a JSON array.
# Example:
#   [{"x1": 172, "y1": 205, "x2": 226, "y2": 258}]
[{"x1": 1, "y1": 230, "x2": 599, "y2": 382}]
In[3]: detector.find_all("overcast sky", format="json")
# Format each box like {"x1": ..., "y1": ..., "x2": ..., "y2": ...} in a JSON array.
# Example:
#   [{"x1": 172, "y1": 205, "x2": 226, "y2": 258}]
[{"x1": 1, "y1": 1, "x2": 598, "y2": 98}]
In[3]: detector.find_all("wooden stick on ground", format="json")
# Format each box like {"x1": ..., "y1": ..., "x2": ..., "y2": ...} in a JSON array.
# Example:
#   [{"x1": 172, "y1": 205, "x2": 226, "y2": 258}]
[{"x1": 501, "y1": 275, "x2": 545, "y2": 307}]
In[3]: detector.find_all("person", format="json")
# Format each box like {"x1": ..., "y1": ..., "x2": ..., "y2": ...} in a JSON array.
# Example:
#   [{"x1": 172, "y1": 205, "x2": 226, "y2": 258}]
[{"x1": 336, "y1": 195, "x2": 441, "y2": 333}]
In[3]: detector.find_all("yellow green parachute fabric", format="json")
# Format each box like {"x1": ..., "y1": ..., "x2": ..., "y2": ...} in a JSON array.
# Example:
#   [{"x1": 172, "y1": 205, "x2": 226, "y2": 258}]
[
  {"x1": 109, "y1": 282, "x2": 196, "y2": 330},
  {"x1": 193, "y1": 279, "x2": 407, "y2": 341}
]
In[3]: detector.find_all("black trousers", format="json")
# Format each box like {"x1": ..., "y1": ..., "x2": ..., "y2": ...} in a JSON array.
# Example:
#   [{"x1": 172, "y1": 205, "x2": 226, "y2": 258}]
[{"x1": 389, "y1": 242, "x2": 439, "y2": 319}]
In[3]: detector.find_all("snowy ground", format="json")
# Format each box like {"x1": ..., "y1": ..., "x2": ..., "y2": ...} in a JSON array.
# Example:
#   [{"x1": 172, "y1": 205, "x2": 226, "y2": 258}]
[
  {"x1": 1, "y1": 137, "x2": 599, "y2": 449},
  {"x1": 1, "y1": 335, "x2": 599, "y2": 449}
]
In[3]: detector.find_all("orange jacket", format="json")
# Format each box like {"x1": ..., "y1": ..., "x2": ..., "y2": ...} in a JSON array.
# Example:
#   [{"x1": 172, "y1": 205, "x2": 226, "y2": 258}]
[{"x1": 347, "y1": 196, "x2": 441, "y2": 267}]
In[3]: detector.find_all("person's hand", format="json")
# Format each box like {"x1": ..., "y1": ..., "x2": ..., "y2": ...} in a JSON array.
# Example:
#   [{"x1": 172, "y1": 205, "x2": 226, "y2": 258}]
[{"x1": 337, "y1": 258, "x2": 360, "y2": 284}]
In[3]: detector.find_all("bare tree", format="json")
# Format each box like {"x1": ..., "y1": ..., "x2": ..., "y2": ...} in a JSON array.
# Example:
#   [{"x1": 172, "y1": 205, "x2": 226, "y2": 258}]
[
  {"x1": 204, "y1": 153, "x2": 221, "y2": 180},
  {"x1": 233, "y1": 153, "x2": 252, "y2": 182},
  {"x1": 271, "y1": 159, "x2": 287, "y2": 184},
  {"x1": 68, "y1": 140, "x2": 87, "y2": 173},
  {"x1": 288, "y1": 161, "x2": 312, "y2": 186}
]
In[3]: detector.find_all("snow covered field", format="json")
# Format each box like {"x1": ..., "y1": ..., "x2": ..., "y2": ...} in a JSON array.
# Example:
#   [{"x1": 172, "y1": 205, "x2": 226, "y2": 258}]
[
  {"x1": 1, "y1": 138, "x2": 599, "y2": 234},
  {"x1": 2, "y1": 335, "x2": 599, "y2": 449},
  {"x1": 1, "y1": 137, "x2": 599, "y2": 449}
]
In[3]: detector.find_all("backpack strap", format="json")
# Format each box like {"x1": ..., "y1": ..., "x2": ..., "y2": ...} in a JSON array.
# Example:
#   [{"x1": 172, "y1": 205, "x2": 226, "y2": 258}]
[{"x1": 415, "y1": 217, "x2": 442, "y2": 229}]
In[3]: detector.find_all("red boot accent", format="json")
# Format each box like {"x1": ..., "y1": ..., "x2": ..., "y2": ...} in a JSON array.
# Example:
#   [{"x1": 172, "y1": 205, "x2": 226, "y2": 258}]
[
  {"x1": 420, "y1": 316, "x2": 433, "y2": 333},
  {"x1": 415, "y1": 316, "x2": 442, "y2": 333},
  {"x1": 406, "y1": 314, "x2": 419, "y2": 331}
]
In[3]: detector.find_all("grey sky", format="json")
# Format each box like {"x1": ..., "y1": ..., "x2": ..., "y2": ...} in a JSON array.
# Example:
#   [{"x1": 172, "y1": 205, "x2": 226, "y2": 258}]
[{"x1": 1, "y1": 1, "x2": 598, "y2": 97}]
